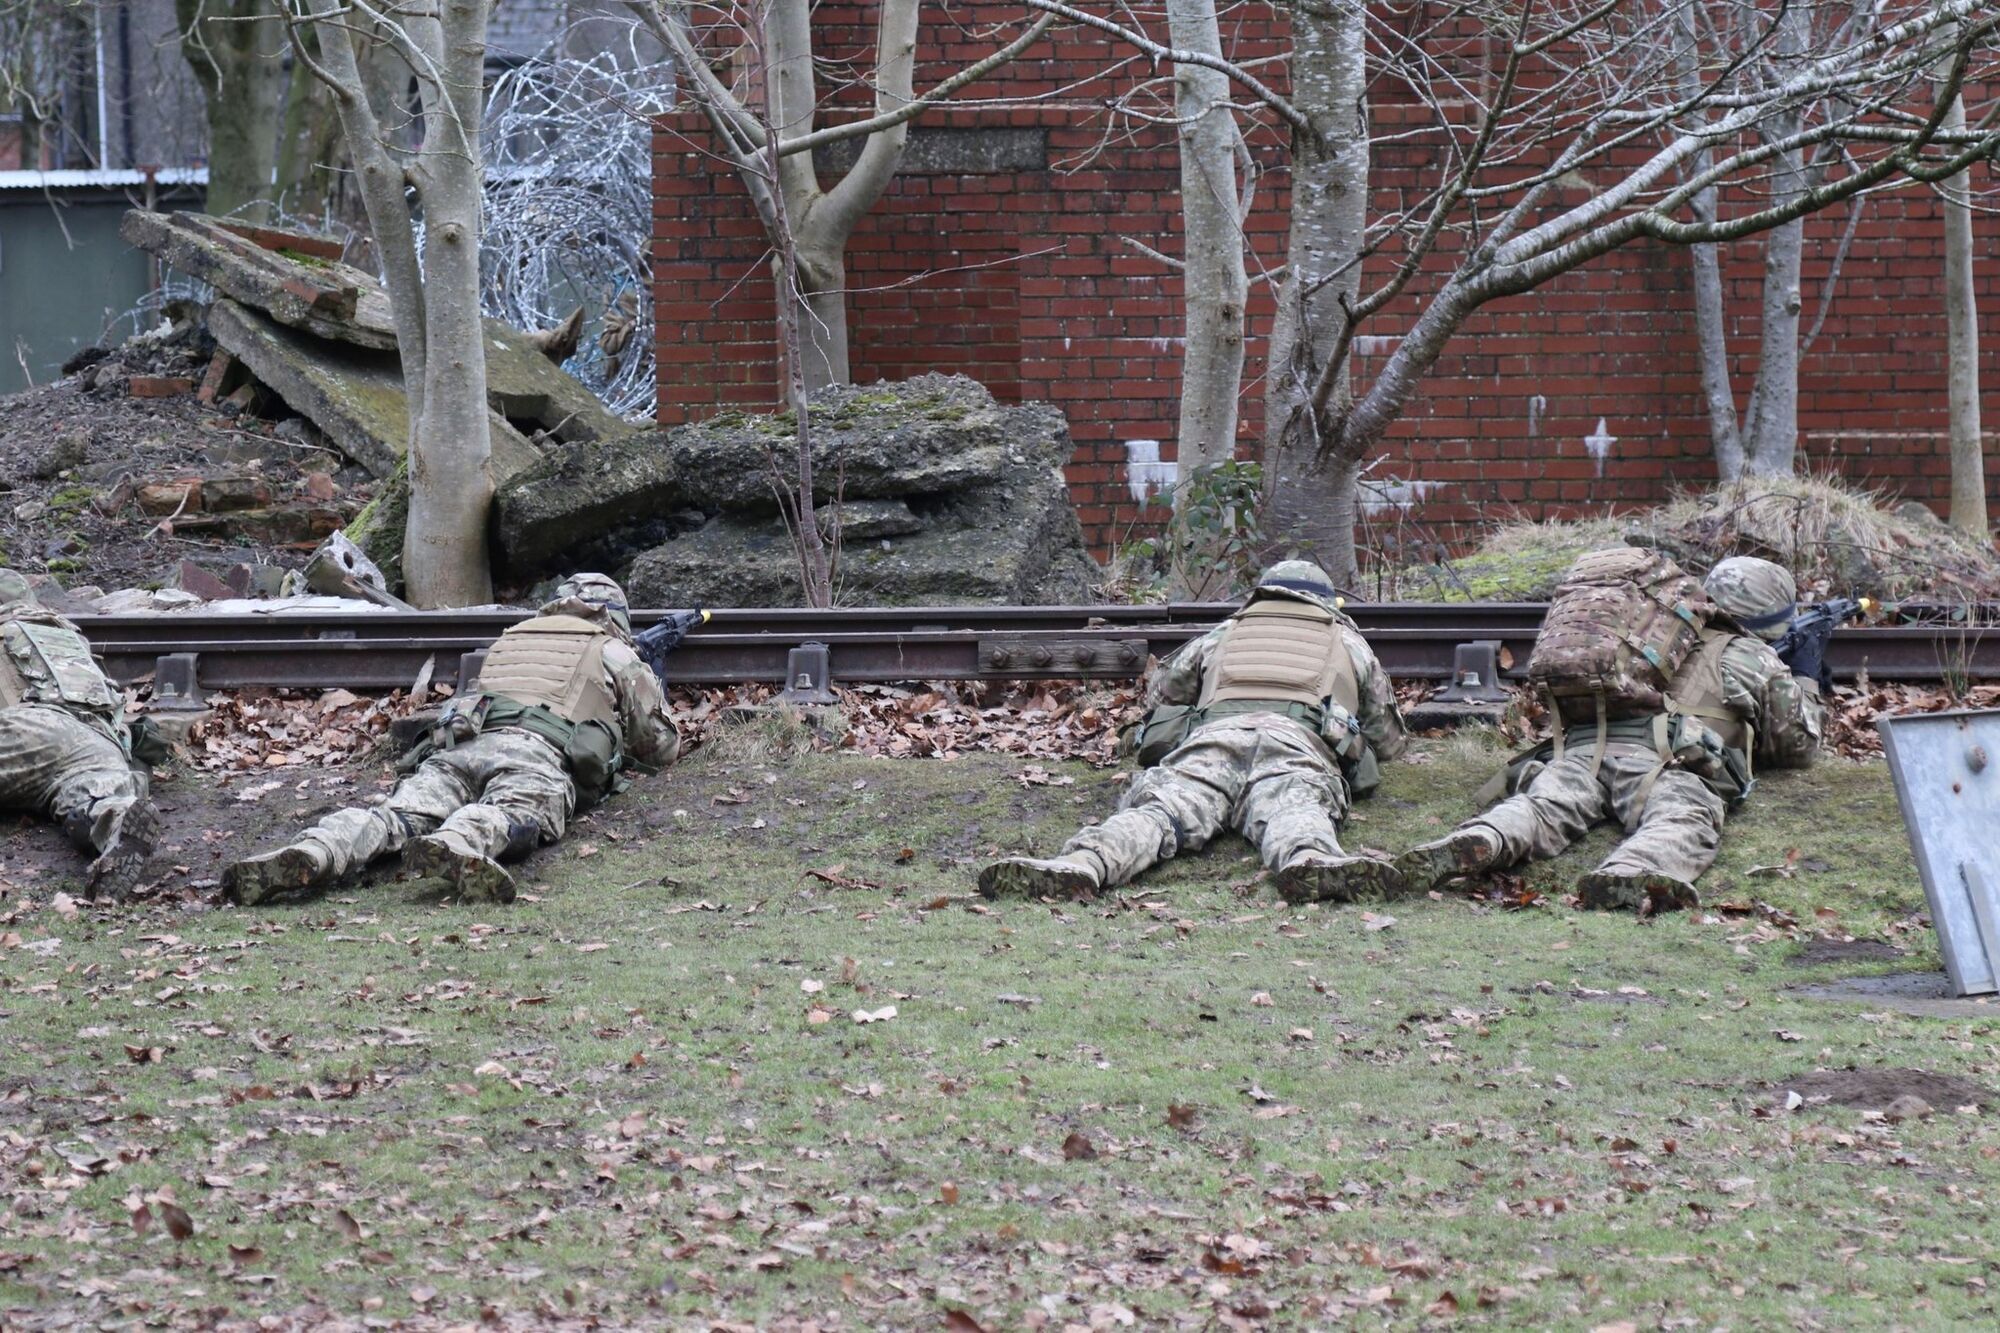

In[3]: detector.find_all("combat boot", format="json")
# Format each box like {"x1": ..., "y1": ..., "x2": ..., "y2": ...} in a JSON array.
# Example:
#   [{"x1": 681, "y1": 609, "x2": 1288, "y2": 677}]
[
  {"x1": 1391, "y1": 827, "x2": 1499, "y2": 893},
  {"x1": 224, "y1": 840, "x2": 332, "y2": 906},
  {"x1": 403, "y1": 835, "x2": 517, "y2": 904},
  {"x1": 1577, "y1": 870, "x2": 1699, "y2": 913},
  {"x1": 86, "y1": 800, "x2": 161, "y2": 902},
  {"x1": 1274, "y1": 853, "x2": 1406, "y2": 905},
  {"x1": 977, "y1": 852, "x2": 1104, "y2": 899}
]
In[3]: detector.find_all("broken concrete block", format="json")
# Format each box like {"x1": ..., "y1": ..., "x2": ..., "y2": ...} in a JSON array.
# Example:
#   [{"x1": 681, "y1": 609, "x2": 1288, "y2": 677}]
[
  {"x1": 226, "y1": 563, "x2": 292, "y2": 599},
  {"x1": 30, "y1": 431, "x2": 90, "y2": 481},
  {"x1": 492, "y1": 428, "x2": 681, "y2": 579},
  {"x1": 670, "y1": 375, "x2": 1010, "y2": 511},
  {"x1": 138, "y1": 480, "x2": 201, "y2": 515},
  {"x1": 207, "y1": 299, "x2": 545, "y2": 483},
  {"x1": 201, "y1": 476, "x2": 276, "y2": 512},
  {"x1": 303, "y1": 531, "x2": 414, "y2": 609},
  {"x1": 820, "y1": 498, "x2": 926, "y2": 541},
  {"x1": 626, "y1": 393, "x2": 1098, "y2": 607},
  {"x1": 169, "y1": 560, "x2": 238, "y2": 601},
  {"x1": 121, "y1": 210, "x2": 399, "y2": 351}
]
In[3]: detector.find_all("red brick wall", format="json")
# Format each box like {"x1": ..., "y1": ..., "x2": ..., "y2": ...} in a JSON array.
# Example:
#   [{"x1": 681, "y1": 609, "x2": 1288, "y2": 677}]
[{"x1": 653, "y1": 2, "x2": 2000, "y2": 558}]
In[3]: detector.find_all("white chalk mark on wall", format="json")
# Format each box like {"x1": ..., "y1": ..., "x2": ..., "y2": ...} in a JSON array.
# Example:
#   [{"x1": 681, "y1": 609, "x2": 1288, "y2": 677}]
[
  {"x1": 1584, "y1": 418, "x2": 1617, "y2": 476},
  {"x1": 1527, "y1": 394, "x2": 1548, "y2": 437},
  {"x1": 1125, "y1": 439, "x2": 1177, "y2": 503},
  {"x1": 1358, "y1": 477, "x2": 1440, "y2": 518}
]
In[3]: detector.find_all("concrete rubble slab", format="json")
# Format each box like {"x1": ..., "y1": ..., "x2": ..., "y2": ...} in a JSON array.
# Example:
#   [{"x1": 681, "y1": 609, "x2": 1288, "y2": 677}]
[
  {"x1": 207, "y1": 299, "x2": 543, "y2": 484},
  {"x1": 121, "y1": 209, "x2": 399, "y2": 350}
]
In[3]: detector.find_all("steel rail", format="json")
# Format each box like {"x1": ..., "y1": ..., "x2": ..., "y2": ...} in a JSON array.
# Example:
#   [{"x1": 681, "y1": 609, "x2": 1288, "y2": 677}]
[{"x1": 69, "y1": 605, "x2": 2000, "y2": 691}]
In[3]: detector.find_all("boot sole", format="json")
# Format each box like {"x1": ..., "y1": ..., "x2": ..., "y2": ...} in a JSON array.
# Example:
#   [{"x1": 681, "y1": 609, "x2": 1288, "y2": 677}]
[
  {"x1": 87, "y1": 801, "x2": 161, "y2": 902},
  {"x1": 1276, "y1": 859, "x2": 1408, "y2": 905},
  {"x1": 976, "y1": 861, "x2": 1099, "y2": 900},
  {"x1": 223, "y1": 845, "x2": 323, "y2": 906},
  {"x1": 1392, "y1": 833, "x2": 1494, "y2": 894},
  {"x1": 404, "y1": 839, "x2": 518, "y2": 905},
  {"x1": 1578, "y1": 872, "x2": 1699, "y2": 913}
]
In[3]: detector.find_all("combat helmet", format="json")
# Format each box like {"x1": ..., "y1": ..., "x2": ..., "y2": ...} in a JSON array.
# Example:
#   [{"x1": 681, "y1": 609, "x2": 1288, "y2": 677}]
[
  {"x1": 540, "y1": 573, "x2": 633, "y2": 641},
  {"x1": 1249, "y1": 560, "x2": 1345, "y2": 617},
  {"x1": 0, "y1": 567, "x2": 35, "y2": 615},
  {"x1": 1704, "y1": 556, "x2": 1796, "y2": 641}
]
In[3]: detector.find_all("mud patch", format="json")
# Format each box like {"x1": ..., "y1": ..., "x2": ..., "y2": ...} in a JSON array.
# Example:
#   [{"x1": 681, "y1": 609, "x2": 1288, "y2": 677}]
[
  {"x1": 1792, "y1": 970, "x2": 2000, "y2": 1019},
  {"x1": 1788, "y1": 937, "x2": 1907, "y2": 968},
  {"x1": 1769, "y1": 1066, "x2": 1994, "y2": 1112}
]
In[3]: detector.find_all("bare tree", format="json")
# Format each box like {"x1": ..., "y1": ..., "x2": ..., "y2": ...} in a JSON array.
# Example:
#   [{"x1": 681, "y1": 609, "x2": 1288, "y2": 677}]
[
  {"x1": 177, "y1": 0, "x2": 290, "y2": 219},
  {"x1": 1161, "y1": 0, "x2": 1252, "y2": 596},
  {"x1": 1939, "y1": 55, "x2": 1986, "y2": 534},
  {"x1": 1248, "y1": 0, "x2": 2000, "y2": 585},
  {"x1": 631, "y1": 0, "x2": 1055, "y2": 392},
  {"x1": 287, "y1": 0, "x2": 495, "y2": 607}
]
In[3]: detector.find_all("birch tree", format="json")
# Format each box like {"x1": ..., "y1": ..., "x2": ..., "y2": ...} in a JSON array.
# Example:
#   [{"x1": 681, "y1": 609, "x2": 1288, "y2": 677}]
[
  {"x1": 1162, "y1": 0, "x2": 1251, "y2": 595},
  {"x1": 630, "y1": 0, "x2": 1056, "y2": 392},
  {"x1": 285, "y1": 0, "x2": 496, "y2": 607},
  {"x1": 1939, "y1": 59, "x2": 1986, "y2": 534}
]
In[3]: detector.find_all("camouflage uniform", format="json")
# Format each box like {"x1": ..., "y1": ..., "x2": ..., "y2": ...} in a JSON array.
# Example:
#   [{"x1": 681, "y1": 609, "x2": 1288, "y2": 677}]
[
  {"x1": 0, "y1": 572, "x2": 159, "y2": 899},
  {"x1": 979, "y1": 562, "x2": 1407, "y2": 903},
  {"x1": 1395, "y1": 556, "x2": 1824, "y2": 910},
  {"x1": 225, "y1": 574, "x2": 679, "y2": 905}
]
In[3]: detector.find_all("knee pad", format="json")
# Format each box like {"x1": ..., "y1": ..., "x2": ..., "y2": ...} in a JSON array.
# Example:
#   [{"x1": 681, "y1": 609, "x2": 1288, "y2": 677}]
[
  {"x1": 500, "y1": 817, "x2": 542, "y2": 862},
  {"x1": 61, "y1": 806, "x2": 100, "y2": 848}
]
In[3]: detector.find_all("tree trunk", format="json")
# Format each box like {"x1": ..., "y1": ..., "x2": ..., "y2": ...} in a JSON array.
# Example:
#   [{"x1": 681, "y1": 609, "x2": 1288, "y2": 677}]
[
  {"x1": 1740, "y1": 210, "x2": 1804, "y2": 477},
  {"x1": 794, "y1": 244, "x2": 852, "y2": 392},
  {"x1": 1264, "y1": 3, "x2": 1367, "y2": 586},
  {"x1": 1941, "y1": 82, "x2": 1987, "y2": 534},
  {"x1": 1688, "y1": 186, "x2": 1745, "y2": 482},
  {"x1": 275, "y1": 32, "x2": 341, "y2": 221},
  {"x1": 1164, "y1": 0, "x2": 1247, "y2": 597},
  {"x1": 400, "y1": 0, "x2": 494, "y2": 607},
  {"x1": 177, "y1": 0, "x2": 286, "y2": 221},
  {"x1": 1740, "y1": 7, "x2": 1808, "y2": 478}
]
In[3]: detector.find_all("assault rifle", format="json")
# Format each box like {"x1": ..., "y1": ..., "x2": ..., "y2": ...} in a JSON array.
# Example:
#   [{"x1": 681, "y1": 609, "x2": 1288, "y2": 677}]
[
  {"x1": 634, "y1": 608, "x2": 711, "y2": 684},
  {"x1": 1772, "y1": 596, "x2": 1874, "y2": 694}
]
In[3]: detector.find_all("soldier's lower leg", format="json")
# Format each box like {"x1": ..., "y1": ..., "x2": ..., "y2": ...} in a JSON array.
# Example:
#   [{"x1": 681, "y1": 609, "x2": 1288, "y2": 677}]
[
  {"x1": 1392, "y1": 822, "x2": 1505, "y2": 893},
  {"x1": 403, "y1": 760, "x2": 571, "y2": 904},
  {"x1": 1581, "y1": 769, "x2": 1723, "y2": 911},
  {"x1": 50, "y1": 767, "x2": 156, "y2": 901},
  {"x1": 1469, "y1": 753, "x2": 1609, "y2": 862},
  {"x1": 224, "y1": 805, "x2": 420, "y2": 905}
]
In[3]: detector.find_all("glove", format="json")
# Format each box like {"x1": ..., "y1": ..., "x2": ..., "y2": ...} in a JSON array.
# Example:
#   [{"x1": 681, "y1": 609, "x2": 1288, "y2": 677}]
[{"x1": 1784, "y1": 635, "x2": 1831, "y2": 695}]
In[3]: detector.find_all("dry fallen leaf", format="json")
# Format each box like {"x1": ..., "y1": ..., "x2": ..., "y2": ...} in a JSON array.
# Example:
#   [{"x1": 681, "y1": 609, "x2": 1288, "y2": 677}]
[
  {"x1": 1249, "y1": 991, "x2": 1274, "y2": 1007},
  {"x1": 158, "y1": 1202, "x2": 195, "y2": 1241},
  {"x1": 1166, "y1": 1103, "x2": 1199, "y2": 1131},
  {"x1": 1061, "y1": 1131, "x2": 1099, "y2": 1161},
  {"x1": 943, "y1": 1311, "x2": 989, "y2": 1333},
  {"x1": 851, "y1": 1005, "x2": 897, "y2": 1024}
]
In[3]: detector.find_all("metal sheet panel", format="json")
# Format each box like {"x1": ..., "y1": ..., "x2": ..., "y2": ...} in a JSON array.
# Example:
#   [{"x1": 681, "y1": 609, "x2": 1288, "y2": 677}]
[{"x1": 1877, "y1": 708, "x2": 2000, "y2": 996}]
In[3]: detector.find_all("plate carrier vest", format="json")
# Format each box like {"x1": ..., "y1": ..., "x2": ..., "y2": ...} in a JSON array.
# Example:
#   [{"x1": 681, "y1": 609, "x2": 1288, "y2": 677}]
[
  {"x1": 1197, "y1": 597, "x2": 1361, "y2": 717},
  {"x1": 0, "y1": 611, "x2": 121, "y2": 723},
  {"x1": 477, "y1": 614, "x2": 620, "y2": 731}
]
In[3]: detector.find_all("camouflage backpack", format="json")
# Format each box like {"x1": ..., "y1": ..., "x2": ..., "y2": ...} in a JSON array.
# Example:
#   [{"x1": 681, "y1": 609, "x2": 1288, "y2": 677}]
[{"x1": 1526, "y1": 548, "x2": 1715, "y2": 727}]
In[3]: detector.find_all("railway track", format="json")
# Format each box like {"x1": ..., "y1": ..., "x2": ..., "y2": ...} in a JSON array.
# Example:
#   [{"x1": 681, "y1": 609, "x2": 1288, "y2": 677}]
[{"x1": 71, "y1": 602, "x2": 2000, "y2": 694}]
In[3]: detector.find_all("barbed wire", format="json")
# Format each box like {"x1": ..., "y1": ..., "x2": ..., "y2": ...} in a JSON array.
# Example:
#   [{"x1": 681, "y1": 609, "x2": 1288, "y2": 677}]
[{"x1": 479, "y1": 23, "x2": 676, "y2": 419}]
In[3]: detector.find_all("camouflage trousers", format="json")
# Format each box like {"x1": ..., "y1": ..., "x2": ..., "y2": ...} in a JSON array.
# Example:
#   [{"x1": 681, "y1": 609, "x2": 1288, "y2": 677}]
[
  {"x1": 1064, "y1": 718, "x2": 1351, "y2": 886},
  {"x1": 0, "y1": 704, "x2": 144, "y2": 854},
  {"x1": 1464, "y1": 741, "x2": 1725, "y2": 888},
  {"x1": 294, "y1": 727, "x2": 576, "y2": 877}
]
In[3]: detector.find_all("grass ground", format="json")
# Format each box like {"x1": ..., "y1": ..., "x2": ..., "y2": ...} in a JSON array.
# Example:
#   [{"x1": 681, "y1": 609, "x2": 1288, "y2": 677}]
[{"x1": 4, "y1": 728, "x2": 1997, "y2": 1330}]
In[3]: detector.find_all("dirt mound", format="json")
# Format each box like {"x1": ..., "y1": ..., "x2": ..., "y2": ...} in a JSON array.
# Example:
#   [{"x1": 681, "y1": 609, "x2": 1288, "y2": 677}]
[
  {"x1": 1770, "y1": 1066, "x2": 1992, "y2": 1112},
  {"x1": 1410, "y1": 477, "x2": 2000, "y2": 603},
  {"x1": 0, "y1": 324, "x2": 376, "y2": 593},
  {"x1": 1788, "y1": 938, "x2": 1908, "y2": 967}
]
